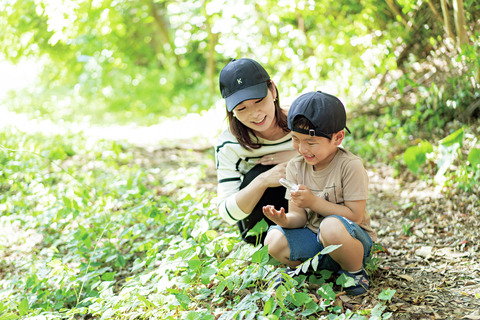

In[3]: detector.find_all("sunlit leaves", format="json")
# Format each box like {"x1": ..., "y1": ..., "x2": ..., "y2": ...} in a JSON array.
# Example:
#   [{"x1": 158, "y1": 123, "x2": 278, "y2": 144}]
[
  {"x1": 403, "y1": 140, "x2": 433, "y2": 175},
  {"x1": 468, "y1": 148, "x2": 480, "y2": 167}
]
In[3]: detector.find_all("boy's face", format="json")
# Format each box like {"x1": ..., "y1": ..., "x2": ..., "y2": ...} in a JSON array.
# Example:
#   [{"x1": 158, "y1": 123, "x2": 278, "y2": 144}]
[{"x1": 291, "y1": 130, "x2": 344, "y2": 170}]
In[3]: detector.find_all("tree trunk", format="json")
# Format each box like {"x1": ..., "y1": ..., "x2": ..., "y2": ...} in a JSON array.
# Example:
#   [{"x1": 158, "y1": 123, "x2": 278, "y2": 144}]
[
  {"x1": 149, "y1": 0, "x2": 180, "y2": 67},
  {"x1": 203, "y1": 3, "x2": 219, "y2": 94},
  {"x1": 384, "y1": 0, "x2": 409, "y2": 28},
  {"x1": 440, "y1": 0, "x2": 455, "y2": 41},
  {"x1": 452, "y1": 0, "x2": 468, "y2": 47},
  {"x1": 426, "y1": 0, "x2": 444, "y2": 25}
]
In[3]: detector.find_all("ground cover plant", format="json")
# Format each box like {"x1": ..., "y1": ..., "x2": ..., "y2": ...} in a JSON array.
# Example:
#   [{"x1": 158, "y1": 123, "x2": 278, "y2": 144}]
[
  {"x1": 1, "y1": 110, "x2": 479, "y2": 319},
  {"x1": 0, "y1": 124, "x2": 400, "y2": 319},
  {"x1": 1, "y1": 0, "x2": 479, "y2": 318}
]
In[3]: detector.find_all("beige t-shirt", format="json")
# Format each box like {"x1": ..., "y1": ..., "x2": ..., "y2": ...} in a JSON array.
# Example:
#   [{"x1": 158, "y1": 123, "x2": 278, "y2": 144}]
[{"x1": 285, "y1": 147, "x2": 377, "y2": 242}]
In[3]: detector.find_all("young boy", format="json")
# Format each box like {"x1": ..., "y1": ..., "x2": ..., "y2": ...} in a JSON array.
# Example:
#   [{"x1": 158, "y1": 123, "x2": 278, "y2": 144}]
[{"x1": 263, "y1": 91, "x2": 377, "y2": 295}]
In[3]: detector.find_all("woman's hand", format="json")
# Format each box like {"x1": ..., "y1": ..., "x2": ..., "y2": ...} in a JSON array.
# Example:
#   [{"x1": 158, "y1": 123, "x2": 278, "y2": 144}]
[
  {"x1": 263, "y1": 205, "x2": 288, "y2": 227},
  {"x1": 257, "y1": 150, "x2": 297, "y2": 165},
  {"x1": 258, "y1": 162, "x2": 287, "y2": 188}
]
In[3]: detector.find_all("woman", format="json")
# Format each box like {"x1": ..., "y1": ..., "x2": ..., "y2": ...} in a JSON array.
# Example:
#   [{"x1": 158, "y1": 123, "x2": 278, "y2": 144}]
[{"x1": 215, "y1": 58, "x2": 297, "y2": 245}]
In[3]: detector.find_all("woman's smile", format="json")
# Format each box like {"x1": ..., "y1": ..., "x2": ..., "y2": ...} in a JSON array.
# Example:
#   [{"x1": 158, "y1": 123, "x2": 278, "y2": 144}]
[{"x1": 252, "y1": 116, "x2": 267, "y2": 126}]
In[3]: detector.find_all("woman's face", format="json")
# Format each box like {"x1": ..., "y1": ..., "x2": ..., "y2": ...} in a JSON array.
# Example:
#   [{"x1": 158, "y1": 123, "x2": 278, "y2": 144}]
[{"x1": 232, "y1": 87, "x2": 277, "y2": 137}]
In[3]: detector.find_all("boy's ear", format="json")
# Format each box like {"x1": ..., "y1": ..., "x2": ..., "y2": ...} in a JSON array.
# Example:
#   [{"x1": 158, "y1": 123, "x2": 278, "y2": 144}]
[{"x1": 333, "y1": 130, "x2": 345, "y2": 145}]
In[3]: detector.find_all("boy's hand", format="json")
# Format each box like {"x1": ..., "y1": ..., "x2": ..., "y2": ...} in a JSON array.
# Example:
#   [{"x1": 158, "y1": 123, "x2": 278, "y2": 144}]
[
  {"x1": 290, "y1": 185, "x2": 317, "y2": 208},
  {"x1": 262, "y1": 205, "x2": 288, "y2": 227}
]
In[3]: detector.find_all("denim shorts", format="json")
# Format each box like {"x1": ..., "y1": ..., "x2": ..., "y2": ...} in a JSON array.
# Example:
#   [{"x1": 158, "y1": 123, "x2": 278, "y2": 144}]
[{"x1": 267, "y1": 215, "x2": 374, "y2": 272}]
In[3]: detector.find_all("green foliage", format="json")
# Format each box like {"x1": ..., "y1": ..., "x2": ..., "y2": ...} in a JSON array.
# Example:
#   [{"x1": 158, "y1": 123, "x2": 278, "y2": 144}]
[
  {"x1": 401, "y1": 127, "x2": 480, "y2": 193},
  {"x1": 403, "y1": 140, "x2": 434, "y2": 175},
  {"x1": 0, "y1": 0, "x2": 479, "y2": 315},
  {"x1": 3, "y1": 0, "x2": 478, "y2": 126},
  {"x1": 0, "y1": 125, "x2": 394, "y2": 318}
]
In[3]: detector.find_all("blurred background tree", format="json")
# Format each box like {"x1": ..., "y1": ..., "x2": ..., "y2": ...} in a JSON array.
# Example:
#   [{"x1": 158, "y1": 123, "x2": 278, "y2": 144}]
[{"x1": 0, "y1": 0, "x2": 479, "y2": 129}]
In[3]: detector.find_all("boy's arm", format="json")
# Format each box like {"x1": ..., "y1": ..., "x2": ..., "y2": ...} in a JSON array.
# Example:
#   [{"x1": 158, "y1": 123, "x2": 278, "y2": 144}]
[
  {"x1": 263, "y1": 201, "x2": 307, "y2": 228},
  {"x1": 291, "y1": 188, "x2": 366, "y2": 225}
]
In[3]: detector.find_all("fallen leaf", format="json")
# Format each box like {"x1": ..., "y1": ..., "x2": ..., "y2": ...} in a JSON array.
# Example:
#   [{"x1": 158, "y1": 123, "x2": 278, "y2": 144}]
[
  {"x1": 415, "y1": 246, "x2": 433, "y2": 258},
  {"x1": 397, "y1": 274, "x2": 414, "y2": 281}
]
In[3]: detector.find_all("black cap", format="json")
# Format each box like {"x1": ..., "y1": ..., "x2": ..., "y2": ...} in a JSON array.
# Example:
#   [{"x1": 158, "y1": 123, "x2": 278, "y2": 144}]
[
  {"x1": 287, "y1": 91, "x2": 351, "y2": 139},
  {"x1": 219, "y1": 58, "x2": 270, "y2": 112}
]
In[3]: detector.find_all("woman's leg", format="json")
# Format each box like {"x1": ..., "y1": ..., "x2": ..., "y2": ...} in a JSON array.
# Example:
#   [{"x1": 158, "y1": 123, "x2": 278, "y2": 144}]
[{"x1": 237, "y1": 164, "x2": 288, "y2": 244}]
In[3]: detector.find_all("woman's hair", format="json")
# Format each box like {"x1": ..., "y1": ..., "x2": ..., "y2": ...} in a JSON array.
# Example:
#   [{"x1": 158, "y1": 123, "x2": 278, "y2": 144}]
[{"x1": 227, "y1": 80, "x2": 289, "y2": 150}]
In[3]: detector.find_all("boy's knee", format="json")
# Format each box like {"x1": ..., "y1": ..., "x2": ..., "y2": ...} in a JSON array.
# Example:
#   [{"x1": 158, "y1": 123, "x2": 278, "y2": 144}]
[
  {"x1": 318, "y1": 217, "x2": 345, "y2": 244},
  {"x1": 264, "y1": 229, "x2": 287, "y2": 256}
]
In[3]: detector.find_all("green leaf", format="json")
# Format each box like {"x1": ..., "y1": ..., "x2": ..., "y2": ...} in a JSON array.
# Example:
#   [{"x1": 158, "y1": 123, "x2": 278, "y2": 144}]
[
  {"x1": 18, "y1": 298, "x2": 29, "y2": 316},
  {"x1": 311, "y1": 255, "x2": 319, "y2": 271},
  {"x1": 136, "y1": 293, "x2": 155, "y2": 308},
  {"x1": 101, "y1": 272, "x2": 115, "y2": 281},
  {"x1": 131, "y1": 259, "x2": 146, "y2": 272},
  {"x1": 246, "y1": 219, "x2": 269, "y2": 238},
  {"x1": 263, "y1": 297, "x2": 276, "y2": 315},
  {"x1": 275, "y1": 285, "x2": 288, "y2": 302},
  {"x1": 317, "y1": 283, "x2": 335, "y2": 301},
  {"x1": 468, "y1": 148, "x2": 480, "y2": 167},
  {"x1": 378, "y1": 288, "x2": 396, "y2": 301},
  {"x1": 200, "y1": 266, "x2": 217, "y2": 285},
  {"x1": 252, "y1": 245, "x2": 269, "y2": 266},
  {"x1": 185, "y1": 312, "x2": 214, "y2": 320},
  {"x1": 337, "y1": 273, "x2": 356, "y2": 288},
  {"x1": 215, "y1": 280, "x2": 226, "y2": 296},
  {"x1": 100, "y1": 308, "x2": 116, "y2": 320},
  {"x1": 291, "y1": 292, "x2": 311, "y2": 307},
  {"x1": 174, "y1": 293, "x2": 191, "y2": 309},
  {"x1": 320, "y1": 244, "x2": 342, "y2": 255},
  {"x1": 63, "y1": 196, "x2": 72, "y2": 209},
  {"x1": 403, "y1": 140, "x2": 433, "y2": 174},
  {"x1": 117, "y1": 254, "x2": 126, "y2": 268},
  {"x1": 440, "y1": 128, "x2": 464, "y2": 147},
  {"x1": 300, "y1": 259, "x2": 310, "y2": 274},
  {"x1": 0, "y1": 313, "x2": 20, "y2": 320}
]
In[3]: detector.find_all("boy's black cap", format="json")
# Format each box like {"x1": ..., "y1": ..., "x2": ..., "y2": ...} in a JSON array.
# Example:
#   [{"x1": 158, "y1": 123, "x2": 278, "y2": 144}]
[
  {"x1": 219, "y1": 58, "x2": 270, "y2": 112},
  {"x1": 287, "y1": 91, "x2": 351, "y2": 139}
]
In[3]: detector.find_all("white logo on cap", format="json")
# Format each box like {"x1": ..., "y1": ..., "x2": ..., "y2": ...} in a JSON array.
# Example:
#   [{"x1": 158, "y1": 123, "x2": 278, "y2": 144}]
[{"x1": 237, "y1": 78, "x2": 242, "y2": 84}]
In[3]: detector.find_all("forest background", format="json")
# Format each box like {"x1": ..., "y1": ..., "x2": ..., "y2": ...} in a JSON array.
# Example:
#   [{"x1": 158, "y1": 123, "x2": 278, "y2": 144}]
[{"x1": 0, "y1": 0, "x2": 479, "y2": 319}]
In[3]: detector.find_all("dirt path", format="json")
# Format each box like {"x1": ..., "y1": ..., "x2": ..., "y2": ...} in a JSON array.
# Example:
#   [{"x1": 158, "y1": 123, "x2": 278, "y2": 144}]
[{"x1": 359, "y1": 164, "x2": 480, "y2": 319}]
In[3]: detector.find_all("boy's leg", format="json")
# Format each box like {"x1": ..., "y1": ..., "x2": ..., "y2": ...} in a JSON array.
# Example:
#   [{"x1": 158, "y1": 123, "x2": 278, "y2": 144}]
[
  {"x1": 318, "y1": 215, "x2": 374, "y2": 295},
  {"x1": 237, "y1": 164, "x2": 288, "y2": 245},
  {"x1": 318, "y1": 217, "x2": 364, "y2": 271},
  {"x1": 264, "y1": 228, "x2": 302, "y2": 268},
  {"x1": 265, "y1": 226, "x2": 323, "y2": 267}
]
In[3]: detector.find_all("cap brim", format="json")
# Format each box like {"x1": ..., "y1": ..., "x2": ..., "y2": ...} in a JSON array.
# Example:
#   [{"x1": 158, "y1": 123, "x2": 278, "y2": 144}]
[{"x1": 225, "y1": 82, "x2": 268, "y2": 112}]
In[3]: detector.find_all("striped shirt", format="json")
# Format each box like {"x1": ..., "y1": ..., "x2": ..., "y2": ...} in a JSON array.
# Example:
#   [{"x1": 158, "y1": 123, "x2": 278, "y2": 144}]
[{"x1": 214, "y1": 128, "x2": 295, "y2": 224}]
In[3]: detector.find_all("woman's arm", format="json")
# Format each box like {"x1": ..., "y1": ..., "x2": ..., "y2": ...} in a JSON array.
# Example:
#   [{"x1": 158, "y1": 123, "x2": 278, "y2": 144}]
[
  {"x1": 235, "y1": 162, "x2": 287, "y2": 213},
  {"x1": 256, "y1": 150, "x2": 298, "y2": 166}
]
